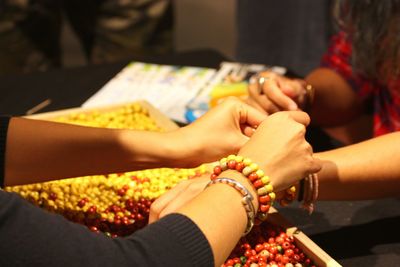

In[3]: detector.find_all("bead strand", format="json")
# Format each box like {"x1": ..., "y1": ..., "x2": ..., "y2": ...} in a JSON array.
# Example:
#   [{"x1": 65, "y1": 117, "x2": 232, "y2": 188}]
[{"x1": 212, "y1": 155, "x2": 275, "y2": 222}]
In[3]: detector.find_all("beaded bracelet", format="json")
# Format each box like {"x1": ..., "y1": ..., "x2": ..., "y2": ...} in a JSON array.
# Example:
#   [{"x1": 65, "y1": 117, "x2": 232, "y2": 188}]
[
  {"x1": 205, "y1": 177, "x2": 255, "y2": 235},
  {"x1": 278, "y1": 185, "x2": 297, "y2": 207},
  {"x1": 211, "y1": 155, "x2": 275, "y2": 222},
  {"x1": 301, "y1": 173, "x2": 319, "y2": 214}
]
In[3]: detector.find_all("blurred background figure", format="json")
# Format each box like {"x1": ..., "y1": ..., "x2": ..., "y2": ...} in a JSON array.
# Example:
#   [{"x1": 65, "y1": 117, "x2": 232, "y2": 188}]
[
  {"x1": 0, "y1": 0, "x2": 172, "y2": 74},
  {"x1": 236, "y1": 0, "x2": 334, "y2": 77}
]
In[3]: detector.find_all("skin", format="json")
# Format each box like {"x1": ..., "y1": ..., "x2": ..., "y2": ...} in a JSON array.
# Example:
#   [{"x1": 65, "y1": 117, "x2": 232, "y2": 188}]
[
  {"x1": 247, "y1": 67, "x2": 374, "y2": 144},
  {"x1": 316, "y1": 131, "x2": 400, "y2": 200},
  {"x1": 247, "y1": 68, "x2": 365, "y2": 127},
  {"x1": 150, "y1": 111, "x2": 321, "y2": 266},
  {"x1": 3, "y1": 97, "x2": 321, "y2": 266},
  {"x1": 4, "y1": 97, "x2": 267, "y2": 186}
]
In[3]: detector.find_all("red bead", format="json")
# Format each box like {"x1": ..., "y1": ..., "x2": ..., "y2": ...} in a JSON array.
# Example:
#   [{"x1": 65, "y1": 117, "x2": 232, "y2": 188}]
[
  {"x1": 253, "y1": 179, "x2": 264, "y2": 188},
  {"x1": 259, "y1": 204, "x2": 270, "y2": 213},
  {"x1": 275, "y1": 236, "x2": 284, "y2": 244},
  {"x1": 210, "y1": 173, "x2": 218, "y2": 180},
  {"x1": 227, "y1": 160, "x2": 237, "y2": 169},
  {"x1": 281, "y1": 255, "x2": 290, "y2": 264},
  {"x1": 259, "y1": 195, "x2": 271, "y2": 204},
  {"x1": 255, "y1": 244, "x2": 264, "y2": 252},
  {"x1": 282, "y1": 242, "x2": 291, "y2": 250},
  {"x1": 284, "y1": 248, "x2": 294, "y2": 258},
  {"x1": 225, "y1": 259, "x2": 234, "y2": 266},
  {"x1": 235, "y1": 162, "x2": 245, "y2": 172},
  {"x1": 275, "y1": 254, "x2": 282, "y2": 263},
  {"x1": 213, "y1": 165, "x2": 222, "y2": 175},
  {"x1": 248, "y1": 172, "x2": 259, "y2": 182}
]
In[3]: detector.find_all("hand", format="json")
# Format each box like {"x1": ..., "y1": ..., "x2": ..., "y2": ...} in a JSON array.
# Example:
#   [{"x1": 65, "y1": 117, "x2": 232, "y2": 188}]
[
  {"x1": 247, "y1": 71, "x2": 307, "y2": 114},
  {"x1": 238, "y1": 111, "x2": 321, "y2": 191},
  {"x1": 149, "y1": 175, "x2": 210, "y2": 223},
  {"x1": 170, "y1": 97, "x2": 268, "y2": 167}
]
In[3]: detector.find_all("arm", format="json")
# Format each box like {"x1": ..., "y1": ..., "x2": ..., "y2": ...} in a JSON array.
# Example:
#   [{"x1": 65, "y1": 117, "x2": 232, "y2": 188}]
[
  {"x1": 151, "y1": 111, "x2": 321, "y2": 266},
  {"x1": 315, "y1": 132, "x2": 400, "y2": 200},
  {"x1": 4, "y1": 98, "x2": 267, "y2": 186},
  {"x1": 0, "y1": 190, "x2": 213, "y2": 267},
  {"x1": 1, "y1": 111, "x2": 320, "y2": 267},
  {"x1": 305, "y1": 68, "x2": 365, "y2": 126}
]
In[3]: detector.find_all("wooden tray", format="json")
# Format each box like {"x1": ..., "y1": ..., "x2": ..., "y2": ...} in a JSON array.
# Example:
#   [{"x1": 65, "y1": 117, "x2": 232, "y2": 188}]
[{"x1": 268, "y1": 207, "x2": 341, "y2": 267}]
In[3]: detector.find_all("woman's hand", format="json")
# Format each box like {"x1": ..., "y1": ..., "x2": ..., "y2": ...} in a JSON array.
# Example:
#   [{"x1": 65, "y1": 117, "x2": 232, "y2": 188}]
[
  {"x1": 148, "y1": 175, "x2": 210, "y2": 223},
  {"x1": 168, "y1": 97, "x2": 268, "y2": 167},
  {"x1": 247, "y1": 71, "x2": 307, "y2": 114},
  {"x1": 238, "y1": 111, "x2": 321, "y2": 191}
]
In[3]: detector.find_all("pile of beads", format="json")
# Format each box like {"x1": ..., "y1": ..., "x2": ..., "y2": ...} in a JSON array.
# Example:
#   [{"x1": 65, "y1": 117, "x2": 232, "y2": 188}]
[
  {"x1": 5, "y1": 103, "x2": 206, "y2": 236},
  {"x1": 222, "y1": 222, "x2": 316, "y2": 267}
]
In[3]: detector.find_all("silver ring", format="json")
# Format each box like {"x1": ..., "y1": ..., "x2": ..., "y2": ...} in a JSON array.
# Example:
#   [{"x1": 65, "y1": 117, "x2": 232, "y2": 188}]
[{"x1": 250, "y1": 74, "x2": 269, "y2": 94}]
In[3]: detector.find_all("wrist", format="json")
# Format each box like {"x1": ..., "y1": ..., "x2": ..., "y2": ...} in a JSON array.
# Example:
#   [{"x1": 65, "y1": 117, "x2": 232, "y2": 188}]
[
  {"x1": 219, "y1": 170, "x2": 259, "y2": 211},
  {"x1": 118, "y1": 129, "x2": 182, "y2": 169}
]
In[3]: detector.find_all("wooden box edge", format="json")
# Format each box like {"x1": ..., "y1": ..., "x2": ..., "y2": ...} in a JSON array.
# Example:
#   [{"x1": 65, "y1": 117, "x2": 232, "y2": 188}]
[{"x1": 25, "y1": 101, "x2": 179, "y2": 131}]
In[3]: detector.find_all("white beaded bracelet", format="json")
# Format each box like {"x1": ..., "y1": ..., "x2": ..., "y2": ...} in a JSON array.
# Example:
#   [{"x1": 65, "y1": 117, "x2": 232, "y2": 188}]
[{"x1": 204, "y1": 177, "x2": 256, "y2": 235}]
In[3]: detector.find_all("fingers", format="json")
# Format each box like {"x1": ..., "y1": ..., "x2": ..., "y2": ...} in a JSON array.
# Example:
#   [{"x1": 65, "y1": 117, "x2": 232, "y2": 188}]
[
  {"x1": 149, "y1": 180, "x2": 190, "y2": 223},
  {"x1": 244, "y1": 97, "x2": 269, "y2": 114},
  {"x1": 248, "y1": 82, "x2": 280, "y2": 113},
  {"x1": 262, "y1": 78, "x2": 298, "y2": 111},
  {"x1": 285, "y1": 111, "x2": 311, "y2": 127},
  {"x1": 237, "y1": 101, "x2": 268, "y2": 128}
]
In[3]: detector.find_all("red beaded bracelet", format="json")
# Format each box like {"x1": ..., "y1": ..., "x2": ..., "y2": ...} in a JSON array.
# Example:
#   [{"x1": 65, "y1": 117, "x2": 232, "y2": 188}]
[{"x1": 211, "y1": 155, "x2": 275, "y2": 222}]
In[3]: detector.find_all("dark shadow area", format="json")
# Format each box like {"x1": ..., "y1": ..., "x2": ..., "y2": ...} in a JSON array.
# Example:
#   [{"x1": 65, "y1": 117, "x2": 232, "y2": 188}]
[{"x1": 310, "y1": 216, "x2": 400, "y2": 266}]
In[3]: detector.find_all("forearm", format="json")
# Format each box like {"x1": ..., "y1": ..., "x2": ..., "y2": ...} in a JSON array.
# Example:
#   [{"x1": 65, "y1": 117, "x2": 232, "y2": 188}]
[
  {"x1": 0, "y1": 190, "x2": 212, "y2": 267},
  {"x1": 176, "y1": 170, "x2": 258, "y2": 266},
  {"x1": 305, "y1": 68, "x2": 365, "y2": 126},
  {"x1": 4, "y1": 117, "x2": 180, "y2": 186},
  {"x1": 315, "y1": 132, "x2": 400, "y2": 200}
]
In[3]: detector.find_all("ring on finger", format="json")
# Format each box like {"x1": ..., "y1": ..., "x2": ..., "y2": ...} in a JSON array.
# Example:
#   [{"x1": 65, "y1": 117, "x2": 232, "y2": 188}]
[{"x1": 249, "y1": 74, "x2": 270, "y2": 94}]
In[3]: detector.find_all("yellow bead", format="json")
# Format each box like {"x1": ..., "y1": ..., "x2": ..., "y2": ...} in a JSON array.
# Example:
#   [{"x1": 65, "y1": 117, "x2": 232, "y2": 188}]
[
  {"x1": 256, "y1": 169, "x2": 265, "y2": 178},
  {"x1": 249, "y1": 163, "x2": 259, "y2": 171},
  {"x1": 269, "y1": 192, "x2": 276, "y2": 201},
  {"x1": 235, "y1": 155, "x2": 244, "y2": 162},
  {"x1": 242, "y1": 166, "x2": 253, "y2": 176},
  {"x1": 265, "y1": 184, "x2": 274, "y2": 193},
  {"x1": 227, "y1": 154, "x2": 236, "y2": 161},
  {"x1": 243, "y1": 158, "x2": 252, "y2": 166},
  {"x1": 261, "y1": 176, "x2": 270, "y2": 184}
]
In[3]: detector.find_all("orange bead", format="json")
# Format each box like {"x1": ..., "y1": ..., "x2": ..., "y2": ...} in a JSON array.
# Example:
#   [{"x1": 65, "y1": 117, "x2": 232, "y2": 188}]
[
  {"x1": 227, "y1": 160, "x2": 237, "y2": 169},
  {"x1": 259, "y1": 194, "x2": 271, "y2": 204},
  {"x1": 213, "y1": 165, "x2": 222, "y2": 175},
  {"x1": 260, "y1": 204, "x2": 271, "y2": 213},
  {"x1": 253, "y1": 179, "x2": 264, "y2": 188},
  {"x1": 235, "y1": 162, "x2": 245, "y2": 172},
  {"x1": 248, "y1": 172, "x2": 259, "y2": 182}
]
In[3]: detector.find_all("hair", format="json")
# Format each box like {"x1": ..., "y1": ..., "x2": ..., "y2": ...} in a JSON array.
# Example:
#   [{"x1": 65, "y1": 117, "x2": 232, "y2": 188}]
[{"x1": 333, "y1": 0, "x2": 400, "y2": 82}]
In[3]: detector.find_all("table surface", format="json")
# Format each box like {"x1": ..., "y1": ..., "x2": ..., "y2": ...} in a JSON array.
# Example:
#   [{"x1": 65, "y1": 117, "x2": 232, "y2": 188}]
[{"x1": 1, "y1": 49, "x2": 399, "y2": 267}]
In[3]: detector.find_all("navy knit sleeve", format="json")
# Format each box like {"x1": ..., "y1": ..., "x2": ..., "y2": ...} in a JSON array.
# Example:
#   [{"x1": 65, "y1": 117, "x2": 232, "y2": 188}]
[{"x1": 0, "y1": 190, "x2": 214, "y2": 267}]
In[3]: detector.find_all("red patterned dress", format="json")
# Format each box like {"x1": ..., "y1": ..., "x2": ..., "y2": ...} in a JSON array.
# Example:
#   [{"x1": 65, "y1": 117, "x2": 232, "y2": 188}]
[{"x1": 321, "y1": 31, "x2": 400, "y2": 136}]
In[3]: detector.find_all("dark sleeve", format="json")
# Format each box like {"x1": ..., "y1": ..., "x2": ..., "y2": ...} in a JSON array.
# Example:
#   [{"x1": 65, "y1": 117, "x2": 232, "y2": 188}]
[
  {"x1": 0, "y1": 116, "x2": 11, "y2": 188},
  {"x1": 0, "y1": 191, "x2": 213, "y2": 267}
]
